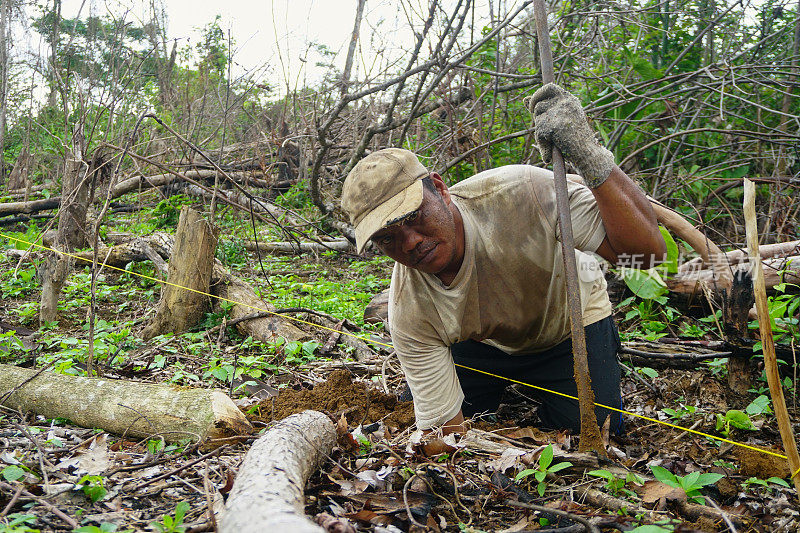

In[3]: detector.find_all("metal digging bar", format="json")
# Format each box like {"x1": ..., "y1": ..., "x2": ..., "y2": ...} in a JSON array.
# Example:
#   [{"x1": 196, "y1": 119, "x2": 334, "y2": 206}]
[{"x1": 531, "y1": 0, "x2": 605, "y2": 454}]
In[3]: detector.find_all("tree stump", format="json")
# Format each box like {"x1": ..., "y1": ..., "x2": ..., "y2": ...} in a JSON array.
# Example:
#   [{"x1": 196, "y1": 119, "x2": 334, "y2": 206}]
[
  {"x1": 219, "y1": 410, "x2": 335, "y2": 533},
  {"x1": 39, "y1": 157, "x2": 90, "y2": 325},
  {"x1": 142, "y1": 206, "x2": 219, "y2": 340},
  {"x1": 6, "y1": 147, "x2": 31, "y2": 191},
  {"x1": 725, "y1": 270, "x2": 756, "y2": 394}
]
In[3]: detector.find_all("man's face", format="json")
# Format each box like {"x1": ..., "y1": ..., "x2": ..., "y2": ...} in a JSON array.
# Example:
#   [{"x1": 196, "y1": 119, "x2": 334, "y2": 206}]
[{"x1": 371, "y1": 176, "x2": 464, "y2": 280}]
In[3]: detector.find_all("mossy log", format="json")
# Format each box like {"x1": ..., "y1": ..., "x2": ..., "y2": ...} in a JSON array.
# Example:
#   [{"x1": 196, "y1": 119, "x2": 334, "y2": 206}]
[
  {"x1": 0, "y1": 364, "x2": 252, "y2": 444},
  {"x1": 219, "y1": 410, "x2": 335, "y2": 533}
]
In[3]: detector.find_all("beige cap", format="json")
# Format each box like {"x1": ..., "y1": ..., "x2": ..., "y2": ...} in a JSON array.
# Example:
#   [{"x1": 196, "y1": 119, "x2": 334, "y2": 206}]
[{"x1": 341, "y1": 148, "x2": 428, "y2": 253}]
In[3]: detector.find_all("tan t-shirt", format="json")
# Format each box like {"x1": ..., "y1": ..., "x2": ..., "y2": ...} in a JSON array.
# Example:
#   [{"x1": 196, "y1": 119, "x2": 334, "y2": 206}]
[{"x1": 388, "y1": 165, "x2": 613, "y2": 429}]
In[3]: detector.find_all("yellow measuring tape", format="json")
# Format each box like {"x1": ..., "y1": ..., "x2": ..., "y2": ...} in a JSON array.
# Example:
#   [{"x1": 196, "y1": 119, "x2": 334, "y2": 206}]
[{"x1": 2, "y1": 231, "x2": 799, "y2": 478}]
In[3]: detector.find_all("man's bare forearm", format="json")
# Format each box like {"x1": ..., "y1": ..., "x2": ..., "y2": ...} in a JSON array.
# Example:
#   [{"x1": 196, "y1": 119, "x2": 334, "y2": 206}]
[{"x1": 591, "y1": 166, "x2": 665, "y2": 268}]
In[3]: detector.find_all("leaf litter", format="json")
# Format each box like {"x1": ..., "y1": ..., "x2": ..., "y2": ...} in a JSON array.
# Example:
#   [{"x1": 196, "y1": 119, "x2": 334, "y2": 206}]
[{"x1": 1, "y1": 254, "x2": 799, "y2": 532}]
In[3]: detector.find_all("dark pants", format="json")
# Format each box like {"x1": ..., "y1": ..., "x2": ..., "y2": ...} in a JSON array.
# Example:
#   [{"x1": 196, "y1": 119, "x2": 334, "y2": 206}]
[{"x1": 451, "y1": 315, "x2": 623, "y2": 434}]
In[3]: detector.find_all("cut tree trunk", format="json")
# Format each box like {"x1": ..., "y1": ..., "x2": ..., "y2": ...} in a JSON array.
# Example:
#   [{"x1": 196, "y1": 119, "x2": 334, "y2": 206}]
[
  {"x1": 219, "y1": 410, "x2": 335, "y2": 533},
  {"x1": 6, "y1": 148, "x2": 31, "y2": 191},
  {"x1": 0, "y1": 364, "x2": 252, "y2": 444},
  {"x1": 142, "y1": 206, "x2": 219, "y2": 340},
  {"x1": 39, "y1": 157, "x2": 90, "y2": 325},
  {"x1": 724, "y1": 270, "x2": 756, "y2": 394}
]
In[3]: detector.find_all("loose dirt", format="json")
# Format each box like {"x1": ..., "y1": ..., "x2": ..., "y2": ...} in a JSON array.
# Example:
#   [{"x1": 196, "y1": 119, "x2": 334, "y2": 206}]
[{"x1": 254, "y1": 369, "x2": 416, "y2": 430}]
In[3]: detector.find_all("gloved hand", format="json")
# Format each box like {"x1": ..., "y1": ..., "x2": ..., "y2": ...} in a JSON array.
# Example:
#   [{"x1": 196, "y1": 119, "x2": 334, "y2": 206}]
[{"x1": 524, "y1": 83, "x2": 615, "y2": 188}]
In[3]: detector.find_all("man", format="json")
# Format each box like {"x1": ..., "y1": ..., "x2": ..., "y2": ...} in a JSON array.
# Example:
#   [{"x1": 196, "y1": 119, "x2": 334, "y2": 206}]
[{"x1": 341, "y1": 84, "x2": 665, "y2": 435}]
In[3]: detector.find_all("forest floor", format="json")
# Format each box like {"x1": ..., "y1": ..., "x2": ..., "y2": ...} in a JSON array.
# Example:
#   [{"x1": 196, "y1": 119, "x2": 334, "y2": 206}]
[{"x1": 1, "y1": 203, "x2": 799, "y2": 532}]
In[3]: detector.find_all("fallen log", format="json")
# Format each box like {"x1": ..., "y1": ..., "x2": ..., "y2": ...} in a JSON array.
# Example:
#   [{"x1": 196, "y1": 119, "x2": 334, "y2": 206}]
[
  {"x1": 0, "y1": 364, "x2": 252, "y2": 444},
  {"x1": 110, "y1": 170, "x2": 266, "y2": 199},
  {"x1": 667, "y1": 255, "x2": 800, "y2": 295},
  {"x1": 219, "y1": 410, "x2": 335, "y2": 533},
  {"x1": 679, "y1": 240, "x2": 800, "y2": 273},
  {"x1": 242, "y1": 239, "x2": 353, "y2": 254},
  {"x1": 649, "y1": 200, "x2": 731, "y2": 292},
  {"x1": 67, "y1": 232, "x2": 175, "y2": 269},
  {"x1": 0, "y1": 197, "x2": 61, "y2": 217},
  {"x1": 211, "y1": 267, "x2": 309, "y2": 343}
]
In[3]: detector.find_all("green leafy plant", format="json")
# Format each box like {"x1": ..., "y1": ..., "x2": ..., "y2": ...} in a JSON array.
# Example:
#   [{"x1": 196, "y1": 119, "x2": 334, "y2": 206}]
[
  {"x1": 588, "y1": 469, "x2": 644, "y2": 498},
  {"x1": 745, "y1": 395, "x2": 772, "y2": 416},
  {"x1": 0, "y1": 513, "x2": 39, "y2": 533},
  {"x1": 75, "y1": 523, "x2": 129, "y2": 533},
  {"x1": 705, "y1": 357, "x2": 729, "y2": 378},
  {"x1": 636, "y1": 367, "x2": 659, "y2": 379},
  {"x1": 751, "y1": 279, "x2": 799, "y2": 347},
  {"x1": 742, "y1": 476, "x2": 790, "y2": 493},
  {"x1": 515, "y1": 444, "x2": 572, "y2": 496},
  {"x1": 1, "y1": 465, "x2": 26, "y2": 482},
  {"x1": 649, "y1": 465, "x2": 723, "y2": 504},
  {"x1": 715, "y1": 409, "x2": 754, "y2": 437},
  {"x1": 77, "y1": 474, "x2": 108, "y2": 502},
  {"x1": 151, "y1": 501, "x2": 190, "y2": 533},
  {"x1": 662, "y1": 404, "x2": 696, "y2": 422}
]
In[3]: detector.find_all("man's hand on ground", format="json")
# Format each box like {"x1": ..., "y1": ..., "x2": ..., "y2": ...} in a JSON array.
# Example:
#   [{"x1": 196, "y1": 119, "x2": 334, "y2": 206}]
[{"x1": 524, "y1": 83, "x2": 614, "y2": 189}]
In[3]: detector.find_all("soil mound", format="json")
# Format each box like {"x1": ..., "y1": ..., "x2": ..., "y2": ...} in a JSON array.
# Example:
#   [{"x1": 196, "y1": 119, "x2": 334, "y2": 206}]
[{"x1": 257, "y1": 370, "x2": 415, "y2": 430}]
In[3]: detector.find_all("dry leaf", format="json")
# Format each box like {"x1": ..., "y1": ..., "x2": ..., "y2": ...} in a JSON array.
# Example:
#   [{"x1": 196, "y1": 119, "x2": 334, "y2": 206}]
[{"x1": 640, "y1": 480, "x2": 687, "y2": 505}]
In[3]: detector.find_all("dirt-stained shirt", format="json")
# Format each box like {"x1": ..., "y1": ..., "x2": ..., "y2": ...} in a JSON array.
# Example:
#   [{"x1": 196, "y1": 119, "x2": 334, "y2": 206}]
[{"x1": 388, "y1": 165, "x2": 612, "y2": 429}]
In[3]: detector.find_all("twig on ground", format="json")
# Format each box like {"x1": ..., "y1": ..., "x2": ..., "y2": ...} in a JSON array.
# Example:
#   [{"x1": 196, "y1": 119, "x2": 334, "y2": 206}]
[{"x1": 505, "y1": 499, "x2": 600, "y2": 533}]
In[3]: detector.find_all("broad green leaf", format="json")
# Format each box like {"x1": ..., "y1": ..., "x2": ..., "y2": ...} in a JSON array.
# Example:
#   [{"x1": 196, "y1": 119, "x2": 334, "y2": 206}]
[
  {"x1": 658, "y1": 226, "x2": 679, "y2": 274},
  {"x1": 681, "y1": 471, "x2": 701, "y2": 489},
  {"x1": 725, "y1": 410, "x2": 753, "y2": 430},
  {"x1": 588, "y1": 469, "x2": 614, "y2": 481},
  {"x1": 650, "y1": 465, "x2": 677, "y2": 486},
  {"x1": 535, "y1": 470, "x2": 547, "y2": 482},
  {"x1": 537, "y1": 481, "x2": 547, "y2": 496},
  {"x1": 514, "y1": 468, "x2": 537, "y2": 481},
  {"x1": 621, "y1": 268, "x2": 668, "y2": 300},
  {"x1": 174, "y1": 501, "x2": 189, "y2": 522},
  {"x1": 549, "y1": 461, "x2": 572, "y2": 473},
  {"x1": 695, "y1": 473, "x2": 724, "y2": 486},
  {"x1": 539, "y1": 445, "x2": 553, "y2": 470},
  {"x1": 2, "y1": 465, "x2": 26, "y2": 482},
  {"x1": 746, "y1": 395, "x2": 772, "y2": 416},
  {"x1": 767, "y1": 477, "x2": 790, "y2": 488}
]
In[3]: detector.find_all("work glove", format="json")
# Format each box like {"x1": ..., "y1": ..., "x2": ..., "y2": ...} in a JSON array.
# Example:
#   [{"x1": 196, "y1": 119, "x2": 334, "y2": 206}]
[{"x1": 524, "y1": 83, "x2": 615, "y2": 188}]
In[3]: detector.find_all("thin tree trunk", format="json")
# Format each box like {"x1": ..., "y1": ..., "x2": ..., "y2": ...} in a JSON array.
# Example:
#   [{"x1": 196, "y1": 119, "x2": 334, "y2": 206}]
[
  {"x1": 0, "y1": 0, "x2": 8, "y2": 187},
  {"x1": 39, "y1": 156, "x2": 89, "y2": 325},
  {"x1": 340, "y1": 0, "x2": 366, "y2": 96},
  {"x1": 47, "y1": 0, "x2": 61, "y2": 108},
  {"x1": 778, "y1": 0, "x2": 800, "y2": 175}
]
